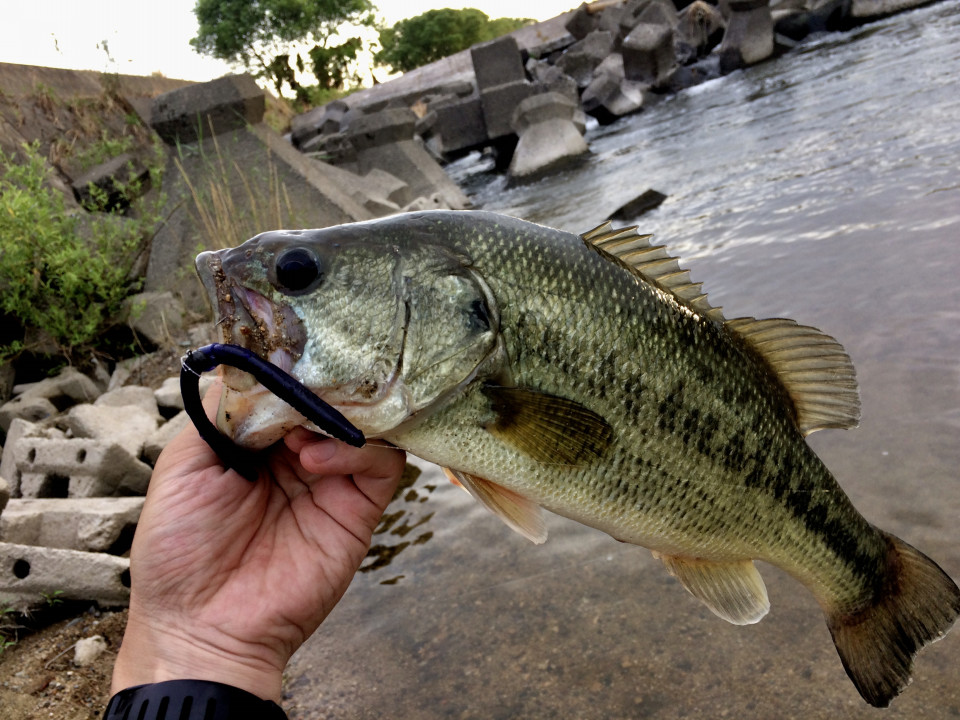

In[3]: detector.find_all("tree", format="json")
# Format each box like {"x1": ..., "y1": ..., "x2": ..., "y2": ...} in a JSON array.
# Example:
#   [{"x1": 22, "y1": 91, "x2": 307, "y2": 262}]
[
  {"x1": 191, "y1": 0, "x2": 375, "y2": 98},
  {"x1": 374, "y1": 8, "x2": 533, "y2": 74}
]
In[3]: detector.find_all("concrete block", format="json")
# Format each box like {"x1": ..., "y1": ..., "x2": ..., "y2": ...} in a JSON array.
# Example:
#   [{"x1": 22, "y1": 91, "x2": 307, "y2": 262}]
[
  {"x1": 15, "y1": 437, "x2": 152, "y2": 498},
  {"x1": 432, "y1": 96, "x2": 489, "y2": 155},
  {"x1": 557, "y1": 30, "x2": 616, "y2": 88},
  {"x1": 151, "y1": 74, "x2": 265, "y2": 144},
  {"x1": 565, "y1": 3, "x2": 600, "y2": 40},
  {"x1": 509, "y1": 93, "x2": 589, "y2": 180},
  {"x1": 346, "y1": 108, "x2": 417, "y2": 152},
  {"x1": 144, "y1": 410, "x2": 191, "y2": 465},
  {"x1": 0, "y1": 418, "x2": 65, "y2": 497},
  {"x1": 470, "y1": 35, "x2": 526, "y2": 91},
  {"x1": 0, "y1": 497, "x2": 143, "y2": 553},
  {"x1": 95, "y1": 385, "x2": 162, "y2": 420},
  {"x1": 1, "y1": 368, "x2": 101, "y2": 432},
  {"x1": 719, "y1": 0, "x2": 773, "y2": 71},
  {"x1": 0, "y1": 542, "x2": 129, "y2": 607},
  {"x1": 480, "y1": 81, "x2": 536, "y2": 140},
  {"x1": 353, "y1": 140, "x2": 470, "y2": 211},
  {"x1": 623, "y1": 22, "x2": 678, "y2": 87},
  {"x1": 65, "y1": 402, "x2": 159, "y2": 456},
  {"x1": 71, "y1": 153, "x2": 151, "y2": 212}
]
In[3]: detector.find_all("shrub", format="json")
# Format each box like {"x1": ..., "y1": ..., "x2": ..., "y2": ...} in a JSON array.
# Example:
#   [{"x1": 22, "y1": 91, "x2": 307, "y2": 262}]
[{"x1": 0, "y1": 142, "x2": 156, "y2": 360}]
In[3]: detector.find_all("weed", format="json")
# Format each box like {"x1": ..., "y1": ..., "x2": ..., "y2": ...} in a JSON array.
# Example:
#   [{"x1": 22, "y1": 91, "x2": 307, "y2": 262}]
[
  {"x1": 175, "y1": 123, "x2": 296, "y2": 251},
  {"x1": 0, "y1": 141, "x2": 163, "y2": 362}
]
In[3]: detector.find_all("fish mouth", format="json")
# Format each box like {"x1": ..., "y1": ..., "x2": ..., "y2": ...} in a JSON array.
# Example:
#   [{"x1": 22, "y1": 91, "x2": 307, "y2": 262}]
[{"x1": 197, "y1": 251, "x2": 306, "y2": 392}]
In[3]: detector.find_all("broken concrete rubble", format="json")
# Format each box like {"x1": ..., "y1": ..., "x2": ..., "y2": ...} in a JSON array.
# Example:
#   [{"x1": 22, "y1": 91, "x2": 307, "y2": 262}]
[
  {"x1": 0, "y1": 497, "x2": 143, "y2": 553},
  {"x1": 0, "y1": 367, "x2": 102, "y2": 432},
  {"x1": 0, "y1": 541, "x2": 130, "y2": 607}
]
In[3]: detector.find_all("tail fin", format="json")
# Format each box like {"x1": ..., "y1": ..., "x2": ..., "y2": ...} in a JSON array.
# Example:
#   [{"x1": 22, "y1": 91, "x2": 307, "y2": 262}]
[{"x1": 826, "y1": 532, "x2": 960, "y2": 707}]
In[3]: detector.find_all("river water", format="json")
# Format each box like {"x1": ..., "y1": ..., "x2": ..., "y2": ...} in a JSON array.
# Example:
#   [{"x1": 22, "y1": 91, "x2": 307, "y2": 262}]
[{"x1": 285, "y1": 3, "x2": 960, "y2": 717}]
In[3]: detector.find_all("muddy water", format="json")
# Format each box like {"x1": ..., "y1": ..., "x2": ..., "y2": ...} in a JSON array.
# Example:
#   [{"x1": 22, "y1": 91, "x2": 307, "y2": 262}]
[{"x1": 284, "y1": 3, "x2": 960, "y2": 717}]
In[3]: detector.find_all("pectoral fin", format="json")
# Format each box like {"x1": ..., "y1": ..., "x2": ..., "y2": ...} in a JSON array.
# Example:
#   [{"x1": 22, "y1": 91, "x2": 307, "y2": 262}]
[
  {"x1": 653, "y1": 552, "x2": 770, "y2": 625},
  {"x1": 444, "y1": 467, "x2": 547, "y2": 545},
  {"x1": 483, "y1": 385, "x2": 613, "y2": 466}
]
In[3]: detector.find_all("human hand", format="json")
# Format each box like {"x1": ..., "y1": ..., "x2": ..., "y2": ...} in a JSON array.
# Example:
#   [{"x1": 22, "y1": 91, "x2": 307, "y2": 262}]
[{"x1": 111, "y1": 381, "x2": 406, "y2": 702}]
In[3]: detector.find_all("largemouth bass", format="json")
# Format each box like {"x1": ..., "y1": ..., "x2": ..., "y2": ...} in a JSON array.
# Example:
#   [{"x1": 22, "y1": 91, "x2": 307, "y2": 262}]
[{"x1": 195, "y1": 210, "x2": 959, "y2": 707}]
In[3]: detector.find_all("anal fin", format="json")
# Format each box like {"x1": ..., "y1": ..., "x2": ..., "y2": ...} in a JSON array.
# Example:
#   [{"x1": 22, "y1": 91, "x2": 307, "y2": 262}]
[
  {"x1": 653, "y1": 552, "x2": 770, "y2": 625},
  {"x1": 443, "y1": 467, "x2": 547, "y2": 545}
]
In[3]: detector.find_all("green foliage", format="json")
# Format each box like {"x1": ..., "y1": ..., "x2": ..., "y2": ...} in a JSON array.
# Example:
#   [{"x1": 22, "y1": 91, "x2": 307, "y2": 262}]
[
  {"x1": 375, "y1": 8, "x2": 533, "y2": 74},
  {"x1": 0, "y1": 142, "x2": 161, "y2": 360},
  {"x1": 191, "y1": 0, "x2": 375, "y2": 97}
]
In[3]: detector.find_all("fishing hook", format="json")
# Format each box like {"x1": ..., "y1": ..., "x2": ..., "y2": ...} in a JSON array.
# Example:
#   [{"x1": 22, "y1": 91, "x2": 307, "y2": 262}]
[{"x1": 180, "y1": 343, "x2": 365, "y2": 481}]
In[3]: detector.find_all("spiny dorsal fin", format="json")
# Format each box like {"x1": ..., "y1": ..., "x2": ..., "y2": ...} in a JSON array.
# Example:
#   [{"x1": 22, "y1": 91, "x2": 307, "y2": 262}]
[
  {"x1": 443, "y1": 467, "x2": 547, "y2": 544},
  {"x1": 653, "y1": 552, "x2": 770, "y2": 625},
  {"x1": 726, "y1": 317, "x2": 860, "y2": 436},
  {"x1": 483, "y1": 385, "x2": 613, "y2": 466},
  {"x1": 580, "y1": 223, "x2": 722, "y2": 321}
]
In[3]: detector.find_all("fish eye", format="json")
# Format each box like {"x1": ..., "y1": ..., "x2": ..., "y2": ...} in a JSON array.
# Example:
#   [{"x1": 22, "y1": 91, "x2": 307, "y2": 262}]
[{"x1": 275, "y1": 248, "x2": 322, "y2": 294}]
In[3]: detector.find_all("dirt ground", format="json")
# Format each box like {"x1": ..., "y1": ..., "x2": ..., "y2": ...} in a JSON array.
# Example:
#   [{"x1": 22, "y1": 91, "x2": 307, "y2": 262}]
[{"x1": 0, "y1": 607, "x2": 127, "y2": 720}]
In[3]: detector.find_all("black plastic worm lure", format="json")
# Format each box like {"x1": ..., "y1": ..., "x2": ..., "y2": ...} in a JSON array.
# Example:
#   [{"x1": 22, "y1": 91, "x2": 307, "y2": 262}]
[{"x1": 180, "y1": 343, "x2": 365, "y2": 481}]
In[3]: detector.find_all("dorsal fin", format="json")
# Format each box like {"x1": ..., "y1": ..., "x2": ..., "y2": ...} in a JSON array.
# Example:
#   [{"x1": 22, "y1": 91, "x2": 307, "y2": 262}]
[
  {"x1": 726, "y1": 317, "x2": 861, "y2": 436},
  {"x1": 580, "y1": 223, "x2": 723, "y2": 321}
]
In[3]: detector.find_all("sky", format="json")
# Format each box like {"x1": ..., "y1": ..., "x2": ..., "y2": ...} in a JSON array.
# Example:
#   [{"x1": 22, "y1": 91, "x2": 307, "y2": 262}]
[{"x1": 0, "y1": 0, "x2": 578, "y2": 83}]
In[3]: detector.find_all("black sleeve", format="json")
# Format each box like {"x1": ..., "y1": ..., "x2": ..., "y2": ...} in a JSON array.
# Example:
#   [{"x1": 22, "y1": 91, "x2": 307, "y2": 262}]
[{"x1": 103, "y1": 679, "x2": 288, "y2": 720}]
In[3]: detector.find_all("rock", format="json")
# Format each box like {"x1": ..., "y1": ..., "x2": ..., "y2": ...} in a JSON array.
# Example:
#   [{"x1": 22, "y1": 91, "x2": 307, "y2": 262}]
[
  {"x1": 65, "y1": 403, "x2": 159, "y2": 457},
  {"x1": 509, "y1": 93, "x2": 589, "y2": 180},
  {"x1": 124, "y1": 291, "x2": 185, "y2": 348},
  {"x1": 773, "y1": 0, "x2": 849, "y2": 41},
  {"x1": 13, "y1": 437, "x2": 153, "y2": 498},
  {"x1": 150, "y1": 74, "x2": 265, "y2": 144},
  {"x1": 719, "y1": 0, "x2": 774, "y2": 72},
  {"x1": 154, "y1": 374, "x2": 214, "y2": 416},
  {"x1": 0, "y1": 542, "x2": 130, "y2": 607},
  {"x1": 0, "y1": 475, "x2": 9, "y2": 516},
  {"x1": 610, "y1": 188, "x2": 668, "y2": 220},
  {"x1": 0, "y1": 497, "x2": 144, "y2": 553},
  {"x1": 144, "y1": 410, "x2": 191, "y2": 465},
  {"x1": 95, "y1": 385, "x2": 162, "y2": 420},
  {"x1": 74, "y1": 635, "x2": 108, "y2": 667},
  {"x1": 0, "y1": 360, "x2": 14, "y2": 403},
  {"x1": 623, "y1": 22, "x2": 678, "y2": 88},
  {"x1": 470, "y1": 35, "x2": 527, "y2": 91},
  {"x1": 71, "y1": 153, "x2": 150, "y2": 212},
  {"x1": 557, "y1": 30, "x2": 616, "y2": 88},
  {"x1": 1, "y1": 368, "x2": 102, "y2": 433}
]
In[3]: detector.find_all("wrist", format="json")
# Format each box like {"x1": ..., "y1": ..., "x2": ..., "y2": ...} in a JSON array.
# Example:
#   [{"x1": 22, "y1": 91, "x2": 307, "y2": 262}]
[{"x1": 113, "y1": 610, "x2": 285, "y2": 702}]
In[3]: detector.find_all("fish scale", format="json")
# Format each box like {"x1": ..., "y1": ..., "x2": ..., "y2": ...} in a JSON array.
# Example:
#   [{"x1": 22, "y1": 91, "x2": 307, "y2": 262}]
[{"x1": 196, "y1": 210, "x2": 959, "y2": 707}]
